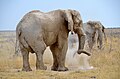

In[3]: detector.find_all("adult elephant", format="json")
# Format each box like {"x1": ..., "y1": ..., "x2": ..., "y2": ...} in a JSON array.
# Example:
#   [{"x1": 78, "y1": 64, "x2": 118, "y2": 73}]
[
  {"x1": 83, "y1": 21, "x2": 106, "y2": 51},
  {"x1": 16, "y1": 9, "x2": 86, "y2": 71}
]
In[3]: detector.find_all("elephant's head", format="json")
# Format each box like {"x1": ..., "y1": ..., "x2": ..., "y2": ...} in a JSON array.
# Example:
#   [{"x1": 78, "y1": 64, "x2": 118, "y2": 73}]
[
  {"x1": 64, "y1": 10, "x2": 83, "y2": 34},
  {"x1": 87, "y1": 21, "x2": 106, "y2": 49},
  {"x1": 64, "y1": 9, "x2": 87, "y2": 54}
]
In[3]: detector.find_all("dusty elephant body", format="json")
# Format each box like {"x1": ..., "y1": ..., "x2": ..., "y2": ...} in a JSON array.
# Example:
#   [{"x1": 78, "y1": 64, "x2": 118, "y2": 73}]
[
  {"x1": 16, "y1": 9, "x2": 86, "y2": 71},
  {"x1": 83, "y1": 21, "x2": 106, "y2": 51}
]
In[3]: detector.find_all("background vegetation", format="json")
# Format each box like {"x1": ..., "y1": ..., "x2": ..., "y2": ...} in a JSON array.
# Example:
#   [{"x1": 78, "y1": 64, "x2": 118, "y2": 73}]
[{"x1": 0, "y1": 29, "x2": 120, "y2": 79}]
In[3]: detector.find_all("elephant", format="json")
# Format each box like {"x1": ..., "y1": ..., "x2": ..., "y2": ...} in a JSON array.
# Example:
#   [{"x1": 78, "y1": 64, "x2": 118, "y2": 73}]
[
  {"x1": 16, "y1": 9, "x2": 87, "y2": 71},
  {"x1": 83, "y1": 21, "x2": 106, "y2": 51},
  {"x1": 68, "y1": 21, "x2": 106, "y2": 53}
]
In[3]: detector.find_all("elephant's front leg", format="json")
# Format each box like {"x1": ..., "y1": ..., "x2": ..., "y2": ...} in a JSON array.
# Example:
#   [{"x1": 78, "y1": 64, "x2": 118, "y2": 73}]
[
  {"x1": 50, "y1": 40, "x2": 68, "y2": 71},
  {"x1": 50, "y1": 44, "x2": 59, "y2": 71},
  {"x1": 57, "y1": 40, "x2": 68, "y2": 71}
]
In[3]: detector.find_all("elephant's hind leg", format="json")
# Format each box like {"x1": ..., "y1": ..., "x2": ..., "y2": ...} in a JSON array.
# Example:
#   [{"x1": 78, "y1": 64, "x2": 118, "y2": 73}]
[
  {"x1": 32, "y1": 41, "x2": 47, "y2": 70},
  {"x1": 21, "y1": 48, "x2": 32, "y2": 71}
]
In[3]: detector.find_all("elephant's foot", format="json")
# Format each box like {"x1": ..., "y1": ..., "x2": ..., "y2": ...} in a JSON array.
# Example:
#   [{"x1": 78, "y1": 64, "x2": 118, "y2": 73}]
[
  {"x1": 51, "y1": 66, "x2": 58, "y2": 71},
  {"x1": 36, "y1": 65, "x2": 47, "y2": 70},
  {"x1": 57, "y1": 66, "x2": 68, "y2": 71},
  {"x1": 22, "y1": 67, "x2": 32, "y2": 72}
]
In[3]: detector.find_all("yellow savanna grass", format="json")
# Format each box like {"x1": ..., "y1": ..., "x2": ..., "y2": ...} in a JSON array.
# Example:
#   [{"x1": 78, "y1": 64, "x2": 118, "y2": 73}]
[{"x1": 0, "y1": 36, "x2": 120, "y2": 79}]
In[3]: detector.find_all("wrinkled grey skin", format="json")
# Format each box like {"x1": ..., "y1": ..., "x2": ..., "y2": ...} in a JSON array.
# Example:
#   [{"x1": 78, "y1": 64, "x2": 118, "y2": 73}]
[
  {"x1": 16, "y1": 9, "x2": 86, "y2": 71},
  {"x1": 83, "y1": 21, "x2": 106, "y2": 51}
]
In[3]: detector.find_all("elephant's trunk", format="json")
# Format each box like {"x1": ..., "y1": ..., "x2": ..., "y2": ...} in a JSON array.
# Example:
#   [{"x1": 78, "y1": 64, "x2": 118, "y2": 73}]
[
  {"x1": 76, "y1": 28, "x2": 91, "y2": 56},
  {"x1": 102, "y1": 25, "x2": 107, "y2": 42},
  {"x1": 77, "y1": 34, "x2": 85, "y2": 50},
  {"x1": 75, "y1": 28, "x2": 85, "y2": 50},
  {"x1": 97, "y1": 30, "x2": 103, "y2": 49}
]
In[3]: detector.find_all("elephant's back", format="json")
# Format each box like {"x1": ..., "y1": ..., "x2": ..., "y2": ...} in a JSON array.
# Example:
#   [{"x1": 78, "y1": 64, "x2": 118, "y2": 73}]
[{"x1": 28, "y1": 10, "x2": 42, "y2": 13}]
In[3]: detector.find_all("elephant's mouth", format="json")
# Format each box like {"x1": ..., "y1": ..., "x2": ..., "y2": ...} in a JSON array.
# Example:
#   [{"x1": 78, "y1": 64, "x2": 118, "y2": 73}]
[{"x1": 76, "y1": 30, "x2": 91, "y2": 56}]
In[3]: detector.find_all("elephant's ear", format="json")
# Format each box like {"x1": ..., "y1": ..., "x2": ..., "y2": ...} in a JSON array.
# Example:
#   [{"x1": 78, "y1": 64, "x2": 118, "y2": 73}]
[{"x1": 64, "y1": 10, "x2": 74, "y2": 34}]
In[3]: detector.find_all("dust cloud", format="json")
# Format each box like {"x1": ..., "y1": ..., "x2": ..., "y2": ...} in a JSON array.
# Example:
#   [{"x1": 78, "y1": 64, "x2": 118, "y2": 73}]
[{"x1": 66, "y1": 33, "x2": 93, "y2": 70}]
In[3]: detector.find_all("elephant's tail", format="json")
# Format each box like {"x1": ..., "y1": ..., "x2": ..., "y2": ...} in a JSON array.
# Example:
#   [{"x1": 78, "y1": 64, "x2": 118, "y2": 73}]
[
  {"x1": 15, "y1": 25, "x2": 22, "y2": 56},
  {"x1": 15, "y1": 37, "x2": 21, "y2": 56}
]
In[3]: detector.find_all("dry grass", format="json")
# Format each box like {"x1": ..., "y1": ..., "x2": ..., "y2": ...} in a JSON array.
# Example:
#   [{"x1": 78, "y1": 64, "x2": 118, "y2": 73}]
[{"x1": 0, "y1": 31, "x2": 120, "y2": 79}]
